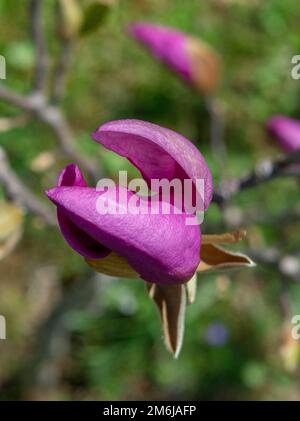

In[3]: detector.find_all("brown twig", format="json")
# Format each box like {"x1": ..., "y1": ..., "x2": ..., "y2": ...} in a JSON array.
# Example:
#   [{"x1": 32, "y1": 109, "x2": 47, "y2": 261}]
[
  {"x1": 248, "y1": 247, "x2": 300, "y2": 283},
  {"x1": 213, "y1": 150, "x2": 300, "y2": 206},
  {"x1": 0, "y1": 146, "x2": 55, "y2": 225},
  {"x1": 53, "y1": 40, "x2": 74, "y2": 103},
  {"x1": 0, "y1": 85, "x2": 99, "y2": 179},
  {"x1": 30, "y1": 0, "x2": 49, "y2": 92},
  {"x1": 205, "y1": 96, "x2": 227, "y2": 169},
  {"x1": 0, "y1": 0, "x2": 101, "y2": 180}
]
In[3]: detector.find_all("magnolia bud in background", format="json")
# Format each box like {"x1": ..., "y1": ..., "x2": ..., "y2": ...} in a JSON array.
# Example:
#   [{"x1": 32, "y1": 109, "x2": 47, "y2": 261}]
[
  {"x1": 129, "y1": 23, "x2": 222, "y2": 95},
  {"x1": 266, "y1": 115, "x2": 300, "y2": 153}
]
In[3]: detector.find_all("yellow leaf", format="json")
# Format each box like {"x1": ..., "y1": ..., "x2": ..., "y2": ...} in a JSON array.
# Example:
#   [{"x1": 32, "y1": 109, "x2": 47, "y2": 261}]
[
  {"x1": 0, "y1": 202, "x2": 24, "y2": 260},
  {"x1": 58, "y1": 0, "x2": 83, "y2": 40},
  {"x1": 85, "y1": 252, "x2": 139, "y2": 279}
]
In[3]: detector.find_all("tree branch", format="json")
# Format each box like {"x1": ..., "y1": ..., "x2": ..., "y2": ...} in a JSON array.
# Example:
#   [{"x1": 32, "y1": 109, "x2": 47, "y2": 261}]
[
  {"x1": 205, "y1": 96, "x2": 227, "y2": 168},
  {"x1": 0, "y1": 146, "x2": 55, "y2": 225},
  {"x1": 53, "y1": 40, "x2": 74, "y2": 104},
  {"x1": 0, "y1": 85, "x2": 99, "y2": 179},
  {"x1": 213, "y1": 150, "x2": 300, "y2": 206},
  {"x1": 30, "y1": 0, "x2": 49, "y2": 93}
]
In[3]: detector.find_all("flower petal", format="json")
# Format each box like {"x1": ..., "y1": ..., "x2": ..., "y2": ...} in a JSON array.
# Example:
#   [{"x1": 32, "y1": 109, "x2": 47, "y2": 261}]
[
  {"x1": 56, "y1": 164, "x2": 110, "y2": 259},
  {"x1": 92, "y1": 119, "x2": 213, "y2": 210},
  {"x1": 58, "y1": 163, "x2": 88, "y2": 188},
  {"x1": 46, "y1": 185, "x2": 201, "y2": 285}
]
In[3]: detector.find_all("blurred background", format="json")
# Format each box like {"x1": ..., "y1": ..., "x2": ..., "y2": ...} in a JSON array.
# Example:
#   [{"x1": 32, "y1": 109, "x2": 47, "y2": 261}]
[{"x1": 0, "y1": 0, "x2": 300, "y2": 400}]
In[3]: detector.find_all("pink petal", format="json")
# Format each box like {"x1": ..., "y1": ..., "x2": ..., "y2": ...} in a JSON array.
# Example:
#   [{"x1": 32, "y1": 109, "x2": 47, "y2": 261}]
[
  {"x1": 46, "y1": 185, "x2": 201, "y2": 285},
  {"x1": 56, "y1": 164, "x2": 110, "y2": 259},
  {"x1": 92, "y1": 119, "x2": 213, "y2": 211}
]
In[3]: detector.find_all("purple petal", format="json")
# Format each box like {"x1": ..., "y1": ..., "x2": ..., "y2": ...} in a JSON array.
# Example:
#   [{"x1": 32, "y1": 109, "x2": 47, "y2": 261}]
[
  {"x1": 46, "y1": 185, "x2": 201, "y2": 285},
  {"x1": 58, "y1": 163, "x2": 88, "y2": 188},
  {"x1": 92, "y1": 119, "x2": 213, "y2": 211},
  {"x1": 267, "y1": 116, "x2": 300, "y2": 152},
  {"x1": 129, "y1": 22, "x2": 192, "y2": 83},
  {"x1": 56, "y1": 164, "x2": 110, "y2": 259}
]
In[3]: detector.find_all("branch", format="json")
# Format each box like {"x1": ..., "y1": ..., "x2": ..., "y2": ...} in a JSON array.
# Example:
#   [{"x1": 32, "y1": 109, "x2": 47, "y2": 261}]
[
  {"x1": 30, "y1": 0, "x2": 49, "y2": 92},
  {"x1": 213, "y1": 150, "x2": 300, "y2": 206},
  {"x1": 0, "y1": 146, "x2": 55, "y2": 225},
  {"x1": 0, "y1": 84, "x2": 40, "y2": 110},
  {"x1": 0, "y1": 85, "x2": 99, "y2": 179},
  {"x1": 248, "y1": 247, "x2": 300, "y2": 283},
  {"x1": 37, "y1": 105, "x2": 100, "y2": 179},
  {"x1": 205, "y1": 96, "x2": 227, "y2": 168},
  {"x1": 53, "y1": 39, "x2": 74, "y2": 103}
]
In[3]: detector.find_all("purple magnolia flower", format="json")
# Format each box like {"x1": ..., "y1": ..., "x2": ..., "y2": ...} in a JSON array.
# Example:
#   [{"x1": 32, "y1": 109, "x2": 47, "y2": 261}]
[
  {"x1": 46, "y1": 119, "x2": 213, "y2": 286},
  {"x1": 267, "y1": 116, "x2": 300, "y2": 152},
  {"x1": 128, "y1": 22, "x2": 221, "y2": 95}
]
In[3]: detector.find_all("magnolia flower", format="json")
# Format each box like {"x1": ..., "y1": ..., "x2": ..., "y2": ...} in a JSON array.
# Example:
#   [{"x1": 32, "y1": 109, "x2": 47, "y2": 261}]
[
  {"x1": 267, "y1": 116, "x2": 300, "y2": 152},
  {"x1": 46, "y1": 119, "x2": 253, "y2": 356},
  {"x1": 129, "y1": 22, "x2": 221, "y2": 95}
]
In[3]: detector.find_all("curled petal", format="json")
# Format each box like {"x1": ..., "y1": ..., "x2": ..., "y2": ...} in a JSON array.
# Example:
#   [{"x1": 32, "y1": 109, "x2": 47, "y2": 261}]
[
  {"x1": 93, "y1": 119, "x2": 213, "y2": 211},
  {"x1": 46, "y1": 185, "x2": 201, "y2": 285},
  {"x1": 58, "y1": 163, "x2": 88, "y2": 188},
  {"x1": 56, "y1": 164, "x2": 110, "y2": 259}
]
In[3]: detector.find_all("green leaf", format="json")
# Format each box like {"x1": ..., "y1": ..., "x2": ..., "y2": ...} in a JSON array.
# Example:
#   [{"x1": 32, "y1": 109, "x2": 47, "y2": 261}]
[
  {"x1": 80, "y1": 2, "x2": 109, "y2": 36},
  {"x1": 5, "y1": 42, "x2": 35, "y2": 71}
]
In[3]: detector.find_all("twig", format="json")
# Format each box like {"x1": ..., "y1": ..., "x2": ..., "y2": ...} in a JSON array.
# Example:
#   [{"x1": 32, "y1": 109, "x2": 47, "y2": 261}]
[
  {"x1": 205, "y1": 96, "x2": 227, "y2": 168},
  {"x1": 37, "y1": 105, "x2": 99, "y2": 179},
  {"x1": 30, "y1": 0, "x2": 49, "y2": 92},
  {"x1": 213, "y1": 150, "x2": 300, "y2": 206},
  {"x1": 248, "y1": 247, "x2": 300, "y2": 283},
  {"x1": 0, "y1": 85, "x2": 99, "y2": 179},
  {"x1": 0, "y1": 146, "x2": 55, "y2": 225},
  {"x1": 53, "y1": 39, "x2": 74, "y2": 103}
]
